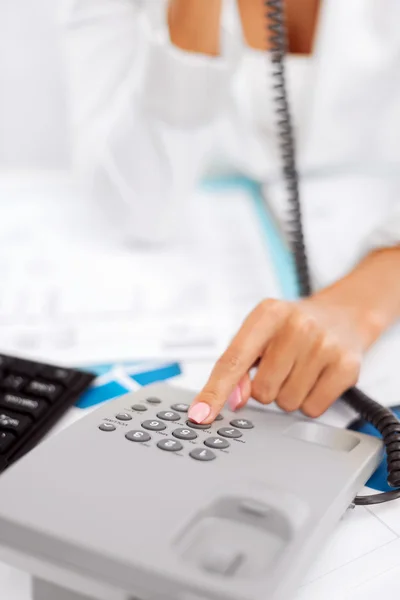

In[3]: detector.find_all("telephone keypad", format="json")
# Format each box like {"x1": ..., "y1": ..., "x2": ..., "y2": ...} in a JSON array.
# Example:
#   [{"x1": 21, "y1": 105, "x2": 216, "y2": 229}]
[{"x1": 99, "y1": 398, "x2": 254, "y2": 461}]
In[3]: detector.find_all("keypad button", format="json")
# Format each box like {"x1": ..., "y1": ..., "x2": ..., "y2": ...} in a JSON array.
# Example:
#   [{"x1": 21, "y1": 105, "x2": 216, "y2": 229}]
[
  {"x1": 146, "y1": 397, "x2": 162, "y2": 405},
  {"x1": 25, "y1": 380, "x2": 62, "y2": 401},
  {"x1": 157, "y1": 439, "x2": 183, "y2": 452},
  {"x1": 0, "y1": 394, "x2": 49, "y2": 419},
  {"x1": 0, "y1": 410, "x2": 32, "y2": 436},
  {"x1": 204, "y1": 437, "x2": 230, "y2": 450},
  {"x1": 190, "y1": 448, "x2": 216, "y2": 462},
  {"x1": 157, "y1": 411, "x2": 180, "y2": 422},
  {"x1": 172, "y1": 428, "x2": 198, "y2": 441},
  {"x1": 0, "y1": 431, "x2": 16, "y2": 453},
  {"x1": 99, "y1": 423, "x2": 116, "y2": 432},
  {"x1": 186, "y1": 420, "x2": 210, "y2": 430},
  {"x1": 142, "y1": 420, "x2": 166, "y2": 432},
  {"x1": 171, "y1": 403, "x2": 189, "y2": 413},
  {"x1": 126, "y1": 430, "x2": 151, "y2": 443},
  {"x1": 131, "y1": 404, "x2": 147, "y2": 412},
  {"x1": 230, "y1": 419, "x2": 254, "y2": 429},
  {"x1": 1, "y1": 374, "x2": 26, "y2": 391},
  {"x1": 116, "y1": 413, "x2": 132, "y2": 421},
  {"x1": 215, "y1": 414, "x2": 224, "y2": 421},
  {"x1": 217, "y1": 427, "x2": 242, "y2": 439}
]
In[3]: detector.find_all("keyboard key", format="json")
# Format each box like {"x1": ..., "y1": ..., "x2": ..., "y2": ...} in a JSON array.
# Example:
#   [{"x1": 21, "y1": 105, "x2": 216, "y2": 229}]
[
  {"x1": 0, "y1": 410, "x2": 33, "y2": 436},
  {"x1": 0, "y1": 431, "x2": 16, "y2": 454},
  {"x1": 0, "y1": 394, "x2": 49, "y2": 419},
  {"x1": 0, "y1": 355, "x2": 11, "y2": 369},
  {"x1": 25, "y1": 380, "x2": 62, "y2": 401},
  {"x1": 12, "y1": 359, "x2": 39, "y2": 376},
  {"x1": 39, "y1": 366, "x2": 77, "y2": 386},
  {"x1": 1, "y1": 374, "x2": 26, "y2": 391}
]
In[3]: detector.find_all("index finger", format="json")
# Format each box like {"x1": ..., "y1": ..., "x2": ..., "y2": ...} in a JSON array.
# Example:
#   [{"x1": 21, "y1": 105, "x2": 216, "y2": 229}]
[{"x1": 188, "y1": 300, "x2": 289, "y2": 424}]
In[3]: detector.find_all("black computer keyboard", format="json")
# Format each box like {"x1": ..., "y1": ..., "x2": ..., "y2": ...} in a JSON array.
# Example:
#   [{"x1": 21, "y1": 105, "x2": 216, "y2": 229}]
[{"x1": 0, "y1": 354, "x2": 95, "y2": 473}]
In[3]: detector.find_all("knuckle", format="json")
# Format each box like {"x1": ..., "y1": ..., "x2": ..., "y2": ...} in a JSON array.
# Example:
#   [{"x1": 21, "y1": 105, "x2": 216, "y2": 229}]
[
  {"x1": 276, "y1": 392, "x2": 300, "y2": 412},
  {"x1": 252, "y1": 379, "x2": 273, "y2": 405},
  {"x1": 317, "y1": 334, "x2": 339, "y2": 358},
  {"x1": 257, "y1": 298, "x2": 287, "y2": 320},
  {"x1": 302, "y1": 402, "x2": 325, "y2": 418},
  {"x1": 339, "y1": 352, "x2": 361, "y2": 383}
]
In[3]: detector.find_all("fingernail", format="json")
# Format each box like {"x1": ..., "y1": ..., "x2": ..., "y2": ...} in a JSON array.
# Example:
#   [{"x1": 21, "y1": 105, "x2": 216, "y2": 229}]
[
  {"x1": 228, "y1": 385, "x2": 242, "y2": 411},
  {"x1": 188, "y1": 402, "x2": 211, "y2": 424}
]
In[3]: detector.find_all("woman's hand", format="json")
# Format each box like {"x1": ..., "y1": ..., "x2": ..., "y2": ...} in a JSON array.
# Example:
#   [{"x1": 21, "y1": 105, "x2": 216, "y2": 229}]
[{"x1": 187, "y1": 268, "x2": 390, "y2": 423}]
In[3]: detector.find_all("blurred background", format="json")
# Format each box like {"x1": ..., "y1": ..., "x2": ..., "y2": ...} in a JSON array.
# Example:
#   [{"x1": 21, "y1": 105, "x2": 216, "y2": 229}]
[{"x1": 0, "y1": 0, "x2": 68, "y2": 171}]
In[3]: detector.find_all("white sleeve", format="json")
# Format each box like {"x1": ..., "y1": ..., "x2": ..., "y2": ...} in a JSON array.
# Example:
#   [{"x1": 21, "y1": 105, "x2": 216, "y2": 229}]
[
  {"x1": 364, "y1": 201, "x2": 400, "y2": 252},
  {"x1": 61, "y1": 0, "x2": 240, "y2": 244}
]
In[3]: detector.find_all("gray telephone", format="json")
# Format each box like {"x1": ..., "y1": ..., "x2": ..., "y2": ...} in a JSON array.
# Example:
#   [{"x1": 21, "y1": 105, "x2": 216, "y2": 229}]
[
  {"x1": 0, "y1": 384, "x2": 384, "y2": 600},
  {"x1": 0, "y1": 2, "x2": 399, "y2": 600}
]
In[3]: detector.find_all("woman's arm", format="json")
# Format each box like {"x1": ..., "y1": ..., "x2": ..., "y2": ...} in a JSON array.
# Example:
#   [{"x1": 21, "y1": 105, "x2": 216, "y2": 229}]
[
  {"x1": 168, "y1": 0, "x2": 222, "y2": 55},
  {"x1": 188, "y1": 245, "x2": 400, "y2": 424}
]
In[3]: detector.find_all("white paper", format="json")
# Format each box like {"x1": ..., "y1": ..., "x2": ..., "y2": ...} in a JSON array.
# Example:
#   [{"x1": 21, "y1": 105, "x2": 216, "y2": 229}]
[{"x1": 0, "y1": 175, "x2": 281, "y2": 365}]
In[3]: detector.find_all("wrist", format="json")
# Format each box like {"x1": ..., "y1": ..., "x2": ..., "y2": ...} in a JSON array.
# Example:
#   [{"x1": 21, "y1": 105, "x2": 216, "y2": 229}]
[{"x1": 313, "y1": 252, "x2": 400, "y2": 350}]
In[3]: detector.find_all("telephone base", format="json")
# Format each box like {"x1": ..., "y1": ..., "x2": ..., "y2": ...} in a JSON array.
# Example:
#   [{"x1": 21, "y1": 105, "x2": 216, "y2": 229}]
[{"x1": 33, "y1": 579, "x2": 92, "y2": 600}]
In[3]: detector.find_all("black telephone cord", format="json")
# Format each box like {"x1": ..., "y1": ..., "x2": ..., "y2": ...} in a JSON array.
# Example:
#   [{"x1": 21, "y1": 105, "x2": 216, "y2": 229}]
[{"x1": 265, "y1": 0, "x2": 400, "y2": 505}]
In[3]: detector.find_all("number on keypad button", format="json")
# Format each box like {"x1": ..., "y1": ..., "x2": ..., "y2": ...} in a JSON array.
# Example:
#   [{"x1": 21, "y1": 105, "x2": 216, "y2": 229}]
[
  {"x1": 157, "y1": 439, "x2": 183, "y2": 452},
  {"x1": 204, "y1": 437, "x2": 229, "y2": 450},
  {"x1": 190, "y1": 448, "x2": 216, "y2": 462},
  {"x1": 125, "y1": 430, "x2": 151, "y2": 443},
  {"x1": 230, "y1": 419, "x2": 254, "y2": 429},
  {"x1": 157, "y1": 411, "x2": 180, "y2": 422},
  {"x1": 172, "y1": 428, "x2": 197, "y2": 441},
  {"x1": 142, "y1": 420, "x2": 166, "y2": 431},
  {"x1": 217, "y1": 427, "x2": 242, "y2": 439}
]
